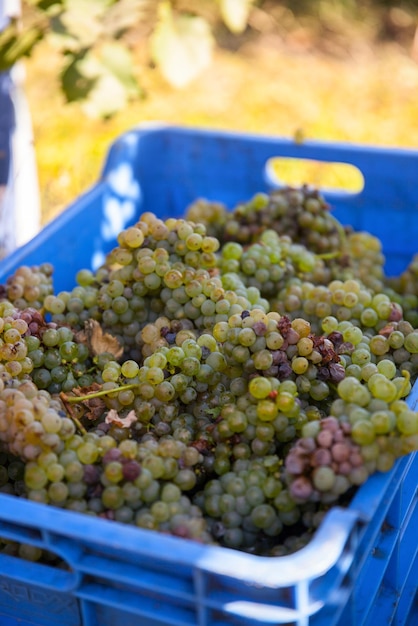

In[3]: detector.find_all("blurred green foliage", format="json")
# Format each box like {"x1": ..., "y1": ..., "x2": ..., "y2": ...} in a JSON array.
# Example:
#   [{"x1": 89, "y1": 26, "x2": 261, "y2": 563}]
[{"x1": 1, "y1": 0, "x2": 417, "y2": 118}]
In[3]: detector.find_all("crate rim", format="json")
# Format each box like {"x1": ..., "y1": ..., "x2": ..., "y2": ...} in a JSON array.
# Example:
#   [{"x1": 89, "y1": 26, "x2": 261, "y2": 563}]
[
  {"x1": 0, "y1": 491, "x2": 362, "y2": 587},
  {"x1": 0, "y1": 123, "x2": 417, "y2": 626}
]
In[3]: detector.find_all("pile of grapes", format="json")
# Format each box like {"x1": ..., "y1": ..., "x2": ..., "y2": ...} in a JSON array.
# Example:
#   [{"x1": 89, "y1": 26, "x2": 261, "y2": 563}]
[{"x1": 1, "y1": 184, "x2": 418, "y2": 562}]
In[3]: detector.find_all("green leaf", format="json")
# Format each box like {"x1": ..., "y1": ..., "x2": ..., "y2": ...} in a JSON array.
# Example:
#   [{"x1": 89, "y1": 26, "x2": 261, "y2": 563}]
[
  {"x1": 150, "y1": 2, "x2": 214, "y2": 88},
  {"x1": 0, "y1": 22, "x2": 19, "y2": 71},
  {"x1": 60, "y1": 50, "x2": 98, "y2": 102},
  {"x1": 49, "y1": 15, "x2": 84, "y2": 52},
  {"x1": 81, "y1": 72, "x2": 130, "y2": 119},
  {"x1": 35, "y1": 0, "x2": 65, "y2": 11},
  {"x1": 102, "y1": 0, "x2": 157, "y2": 39},
  {"x1": 57, "y1": 0, "x2": 113, "y2": 48},
  {"x1": 60, "y1": 43, "x2": 142, "y2": 118},
  {"x1": 219, "y1": 0, "x2": 253, "y2": 34},
  {"x1": 99, "y1": 42, "x2": 142, "y2": 98},
  {"x1": 0, "y1": 26, "x2": 45, "y2": 70}
]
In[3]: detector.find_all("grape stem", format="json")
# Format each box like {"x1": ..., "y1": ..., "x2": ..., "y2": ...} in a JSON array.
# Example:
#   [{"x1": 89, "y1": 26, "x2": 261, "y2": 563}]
[
  {"x1": 316, "y1": 250, "x2": 341, "y2": 260},
  {"x1": 394, "y1": 370, "x2": 411, "y2": 403},
  {"x1": 61, "y1": 383, "x2": 138, "y2": 403}
]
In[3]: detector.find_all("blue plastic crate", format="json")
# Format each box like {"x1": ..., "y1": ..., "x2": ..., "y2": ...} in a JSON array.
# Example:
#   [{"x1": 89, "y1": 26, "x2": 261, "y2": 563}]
[{"x1": 0, "y1": 124, "x2": 417, "y2": 626}]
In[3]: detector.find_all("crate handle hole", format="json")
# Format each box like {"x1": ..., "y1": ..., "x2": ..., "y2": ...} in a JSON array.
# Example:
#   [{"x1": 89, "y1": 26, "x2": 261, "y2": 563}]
[{"x1": 265, "y1": 157, "x2": 364, "y2": 196}]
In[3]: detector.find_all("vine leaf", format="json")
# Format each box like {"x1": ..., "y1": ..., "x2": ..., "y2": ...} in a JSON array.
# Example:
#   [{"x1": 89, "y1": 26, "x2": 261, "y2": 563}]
[
  {"x1": 150, "y1": 1, "x2": 214, "y2": 88},
  {"x1": 61, "y1": 50, "x2": 98, "y2": 101},
  {"x1": 61, "y1": 42, "x2": 142, "y2": 118},
  {"x1": 219, "y1": 0, "x2": 253, "y2": 34},
  {"x1": 57, "y1": 0, "x2": 110, "y2": 48},
  {"x1": 0, "y1": 22, "x2": 45, "y2": 71}
]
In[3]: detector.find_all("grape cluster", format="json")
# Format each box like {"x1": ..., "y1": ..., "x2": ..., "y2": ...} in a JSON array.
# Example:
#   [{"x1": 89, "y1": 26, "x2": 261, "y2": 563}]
[
  {"x1": 329, "y1": 230, "x2": 386, "y2": 292},
  {"x1": 272, "y1": 277, "x2": 402, "y2": 333},
  {"x1": 193, "y1": 187, "x2": 341, "y2": 255},
  {"x1": 0, "y1": 378, "x2": 76, "y2": 462},
  {"x1": 24, "y1": 426, "x2": 211, "y2": 541},
  {"x1": 285, "y1": 372, "x2": 418, "y2": 507},
  {"x1": 188, "y1": 187, "x2": 386, "y2": 293},
  {"x1": 0, "y1": 301, "x2": 95, "y2": 395},
  {"x1": 285, "y1": 417, "x2": 366, "y2": 504},
  {"x1": 199, "y1": 455, "x2": 289, "y2": 553},
  {"x1": 41, "y1": 215, "x2": 269, "y2": 361},
  {"x1": 212, "y1": 311, "x2": 346, "y2": 406},
  {"x1": 0, "y1": 263, "x2": 54, "y2": 311},
  {"x1": 385, "y1": 255, "x2": 418, "y2": 328},
  {"x1": 0, "y1": 185, "x2": 418, "y2": 560},
  {"x1": 184, "y1": 198, "x2": 228, "y2": 239},
  {"x1": 218, "y1": 230, "x2": 321, "y2": 299}
]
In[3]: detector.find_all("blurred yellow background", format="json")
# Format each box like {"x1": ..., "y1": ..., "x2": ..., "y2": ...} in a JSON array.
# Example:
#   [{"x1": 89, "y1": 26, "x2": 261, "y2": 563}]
[{"x1": 22, "y1": 2, "x2": 418, "y2": 225}]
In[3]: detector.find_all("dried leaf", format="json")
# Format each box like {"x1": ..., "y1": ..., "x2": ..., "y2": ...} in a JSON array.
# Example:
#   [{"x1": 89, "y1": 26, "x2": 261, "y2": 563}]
[
  {"x1": 70, "y1": 384, "x2": 107, "y2": 421},
  {"x1": 84, "y1": 398, "x2": 107, "y2": 421},
  {"x1": 75, "y1": 328, "x2": 88, "y2": 344},
  {"x1": 71, "y1": 382, "x2": 103, "y2": 396},
  {"x1": 105, "y1": 409, "x2": 138, "y2": 428},
  {"x1": 78, "y1": 319, "x2": 124, "y2": 359}
]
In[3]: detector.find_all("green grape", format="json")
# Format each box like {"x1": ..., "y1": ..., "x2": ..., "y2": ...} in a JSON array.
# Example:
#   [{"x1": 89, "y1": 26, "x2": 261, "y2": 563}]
[
  {"x1": 351, "y1": 420, "x2": 376, "y2": 445},
  {"x1": 59, "y1": 342, "x2": 79, "y2": 363},
  {"x1": 46, "y1": 462, "x2": 65, "y2": 482},
  {"x1": 77, "y1": 442, "x2": 99, "y2": 464},
  {"x1": 25, "y1": 464, "x2": 48, "y2": 490},
  {"x1": 404, "y1": 331, "x2": 418, "y2": 354},
  {"x1": 396, "y1": 410, "x2": 418, "y2": 435},
  {"x1": 367, "y1": 374, "x2": 398, "y2": 403},
  {"x1": 250, "y1": 504, "x2": 277, "y2": 530},
  {"x1": 370, "y1": 410, "x2": 396, "y2": 435},
  {"x1": 256, "y1": 400, "x2": 278, "y2": 422},
  {"x1": 248, "y1": 377, "x2": 272, "y2": 399},
  {"x1": 41, "y1": 410, "x2": 62, "y2": 434},
  {"x1": 48, "y1": 481, "x2": 69, "y2": 503},
  {"x1": 65, "y1": 461, "x2": 84, "y2": 482},
  {"x1": 42, "y1": 349, "x2": 60, "y2": 370},
  {"x1": 369, "y1": 336, "x2": 389, "y2": 356},
  {"x1": 312, "y1": 467, "x2": 336, "y2": 491},
  {"x1": 102, "y1": 485, "x2": 124, "y2": 510},
  {"x1": 376, "y1": 359, "x2": 397, "y2": 380}
]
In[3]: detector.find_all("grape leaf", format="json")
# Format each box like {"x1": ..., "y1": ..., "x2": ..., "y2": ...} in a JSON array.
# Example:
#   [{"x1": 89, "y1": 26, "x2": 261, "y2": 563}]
[
  {"x1": 56, "y1": 0, "x2": 114, "y2": 48},
  {"x1": 150, "y1": 1, "x2": 214, "y2": 88},
  {"x1": 60, "y1": 43, "x2": 141, "y2": 117},
  {"x1": 0, "y1": 23, "x2": 45, "y2": 70},
  {"x1": 60, "y1": 51, "x2": 98, "y2": 101},
  {"x1": 34, "y1": 0, "x2": 65, "y2": 10},
  {"x1": 65, "y1": 383, "x2": 107, "y2": 421},
  {"x1": 83, "y1": 42, "x2": 142, "y2": 118},
  {"x1": 219, "y1": 0, "x2": 253, "y2": 34}
]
